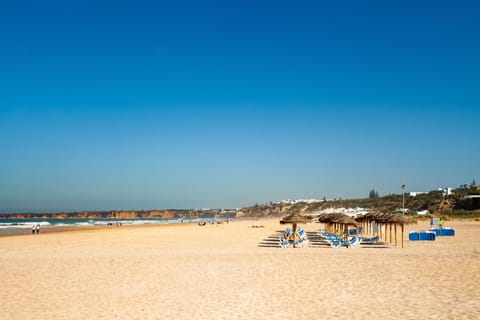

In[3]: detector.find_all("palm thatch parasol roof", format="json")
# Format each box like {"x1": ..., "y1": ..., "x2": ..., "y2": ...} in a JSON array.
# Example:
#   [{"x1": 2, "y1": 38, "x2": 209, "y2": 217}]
[
  {"x1": 317, "y1": 213, "x2": 359, "y2": 226},
  {"x1": 334, "y1": 214, "x2": 360, "y2": 227},
  {"x1": 279, "y1": 212, "x2": 310, "y2": 248},
  {"x1": 280, "y1": 212, "x2": 309, "y2": 225},
  {"x1": 387, "y1": 214, "x2": 416, "y2": 225}
]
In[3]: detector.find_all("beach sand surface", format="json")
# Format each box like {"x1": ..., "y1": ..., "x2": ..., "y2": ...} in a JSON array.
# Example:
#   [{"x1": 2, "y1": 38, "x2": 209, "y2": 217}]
[{"x1": 1, "y1": 219, "x2": 479, "y2": 320}]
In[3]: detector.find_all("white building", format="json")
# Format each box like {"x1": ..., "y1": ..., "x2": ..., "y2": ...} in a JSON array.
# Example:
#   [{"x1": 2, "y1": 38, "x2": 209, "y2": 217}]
[
  {"x1": 437, "y1": 187, "x2": 454, "y2": 196},
  {"x1": 279, "y1": 199, "x2": 323, "y2": 204},
  {"x1": 409, "y1": 191, "x2": 428, "y2": 197},
  {"x1": 464, "y1": 195, "x2": 480, "y2": 199}
]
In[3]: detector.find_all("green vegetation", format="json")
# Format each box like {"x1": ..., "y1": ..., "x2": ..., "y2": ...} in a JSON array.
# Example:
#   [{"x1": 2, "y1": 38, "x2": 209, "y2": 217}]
[
  {"x1": 446, "y1": 210, "x2": 480, "y2": 219},
  {"x1": 369, "y1": 189, "x2": 379, "y2": 199},
  {"x1": 238, "y1": 184, "x2": 480, "y2": 219}
]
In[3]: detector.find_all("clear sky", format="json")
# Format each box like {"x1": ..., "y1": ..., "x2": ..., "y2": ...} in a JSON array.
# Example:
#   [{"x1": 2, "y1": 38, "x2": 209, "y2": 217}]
[{"x1": 1, "y1": 0, "x2": 479, "y2": 212}]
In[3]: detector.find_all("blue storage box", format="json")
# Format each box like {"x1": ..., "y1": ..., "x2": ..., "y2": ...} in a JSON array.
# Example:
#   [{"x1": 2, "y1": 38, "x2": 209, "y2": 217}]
[
  {"x1": 419, "y1": 231, "x2": 436, "y2": 241},
  {"x1": 409, "y1": 231, "x2": 420, "y2": 241},
  {"x1": 441, "y1": 228, "x2": 455, "y2": 236},
  {"x1": 430, "y1": 228, "x2": 441, "y2": 236}
]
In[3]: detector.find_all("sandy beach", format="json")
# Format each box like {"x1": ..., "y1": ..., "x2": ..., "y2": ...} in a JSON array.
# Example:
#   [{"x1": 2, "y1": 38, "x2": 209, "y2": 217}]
[{"x1": 1, "y1": 219, "x2": 479, "y2": 320}]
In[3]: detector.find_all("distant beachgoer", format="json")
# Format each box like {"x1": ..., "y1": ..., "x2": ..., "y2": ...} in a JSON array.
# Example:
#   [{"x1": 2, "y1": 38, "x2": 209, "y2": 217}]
[
  {"x1": 36, "y1": 224, "x2": 40, "y2": 234},
  {"x1": 439, "y1": 218, "x2": 444, "y2": 229},
  {"x1": 32, "y1": 225, "x2": 36, "y2": 234}
]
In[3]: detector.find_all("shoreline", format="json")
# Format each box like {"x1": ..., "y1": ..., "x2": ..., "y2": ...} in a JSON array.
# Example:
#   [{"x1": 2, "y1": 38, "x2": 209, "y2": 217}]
[{"x1": 0, "y1": 217, "x2": 250, "y2": 238}]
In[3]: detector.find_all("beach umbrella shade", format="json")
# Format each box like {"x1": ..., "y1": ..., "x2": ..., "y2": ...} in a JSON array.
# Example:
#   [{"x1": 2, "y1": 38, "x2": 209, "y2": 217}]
[
  {"x1": 317, "y1": 213, "x2": 335, "y2": 233},
  {"x1": 362, "y1": 211, "x2": 382, "y2": 235},
  {"x1": 387, "y1": 215, "x2": 410, "y2": 248},
  {"x1": 377, "y1": 213, "x2": 395, "y2": 243},
  {"x1": 280, "y1": 212, "x2": 309, "y2": 248},
  {"x1": 333, "y1": 214, "x2": 359, "y2": 226},
  {"x1": 333, "y1": 214, "x2": 360, "y2": 244},
  {"x1": 370, "y1": 212, "x2": 385, "y2": 236}
]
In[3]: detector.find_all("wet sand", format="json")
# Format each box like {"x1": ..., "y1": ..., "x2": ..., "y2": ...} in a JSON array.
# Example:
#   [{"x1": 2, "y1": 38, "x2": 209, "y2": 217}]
[{"x1": 1, "y1": 219, "x2": 479, "y2": 319}]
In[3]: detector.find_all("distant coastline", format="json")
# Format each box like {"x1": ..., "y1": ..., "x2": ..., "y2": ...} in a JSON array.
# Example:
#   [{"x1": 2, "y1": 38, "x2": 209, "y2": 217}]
[{"x1": 0, "y1": 209, "x2": 236, "y2": 220}]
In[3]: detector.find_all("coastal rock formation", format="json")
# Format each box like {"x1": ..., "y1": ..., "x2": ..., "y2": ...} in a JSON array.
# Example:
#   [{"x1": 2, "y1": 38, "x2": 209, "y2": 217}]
[{"x1": 0, "y1": 208, "x2": 229, "y2": 220}]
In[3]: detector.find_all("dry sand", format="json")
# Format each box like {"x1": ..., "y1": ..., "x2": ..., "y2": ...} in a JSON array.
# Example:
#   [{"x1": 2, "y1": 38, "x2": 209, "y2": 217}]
[{"x1": 1, "y1": 219, "x2": 479, "y2": 320}]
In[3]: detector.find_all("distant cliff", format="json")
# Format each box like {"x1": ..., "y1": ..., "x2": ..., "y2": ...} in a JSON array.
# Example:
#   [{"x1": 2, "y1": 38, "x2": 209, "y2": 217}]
[{"x1": 0, "y1": 209, "x2": 232, "y2": 220}]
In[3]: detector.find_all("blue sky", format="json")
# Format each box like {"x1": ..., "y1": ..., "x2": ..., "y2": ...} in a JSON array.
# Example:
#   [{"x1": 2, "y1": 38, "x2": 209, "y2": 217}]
[{"x1": 1, "y1": 1, "x2": 479, "y2": 212}]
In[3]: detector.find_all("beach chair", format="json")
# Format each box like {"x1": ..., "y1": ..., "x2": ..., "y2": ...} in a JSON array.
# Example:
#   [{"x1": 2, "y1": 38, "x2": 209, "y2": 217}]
[
  {"x1": 348, "y1": 236, "x2": 360, "y2": 247},
  {"x1": 328, "y1": 239, "x2": 343, "y2": 248},
  {"x1": 284, "y1": 228, "x2": 308, "y2": 243},
  {"x1": 279, "y1": 236, "x2": 291, "y2": 248},
  {"x1": 359, "y1": 235, "x2": 380, "y2": 243},
  {"x1": 279, "y1": 233, "x2": 308, "y2": 248},
  {"x1": 324, "y1": 234, "x2": 360, "y2": 248}
]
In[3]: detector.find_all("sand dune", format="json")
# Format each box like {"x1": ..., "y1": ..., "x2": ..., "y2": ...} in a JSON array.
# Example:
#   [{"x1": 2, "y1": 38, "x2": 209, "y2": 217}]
[{"x1": 1, "y1": 219, "x2": 479, "y2": 319}]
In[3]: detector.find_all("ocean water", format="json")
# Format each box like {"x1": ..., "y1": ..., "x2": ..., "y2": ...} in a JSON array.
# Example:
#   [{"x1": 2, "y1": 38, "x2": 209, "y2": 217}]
[{"x1": 0, "y1": 217, "x2": 218, "y2": 235}]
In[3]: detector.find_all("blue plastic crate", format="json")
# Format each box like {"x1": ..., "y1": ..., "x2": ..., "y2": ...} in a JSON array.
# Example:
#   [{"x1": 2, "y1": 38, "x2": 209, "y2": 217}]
[
  {"x1": 441, "y1": 228, "x2": 455, "y2": 236},
  {"x1": 409, "y1": 231, "x2": 420, "y2": 241},
  {"x1": 430, "y1": 228, "x2": 441, "y2": 236},
  {"x1": 419, "y1": 231, "x2": 436, "y2": 241}
]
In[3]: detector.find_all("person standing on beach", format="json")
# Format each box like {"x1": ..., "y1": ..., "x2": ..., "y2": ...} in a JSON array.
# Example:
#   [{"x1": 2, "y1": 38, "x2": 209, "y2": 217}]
[
  {"x1": 439, "y1": 218, "x2": 444, "y2": 229},
  {"x1": 36, "y1": 224, "x2": 40, "y2": 234},
  {"x1": 32, "y1": 225, "x2": 36, "y2": 234}
]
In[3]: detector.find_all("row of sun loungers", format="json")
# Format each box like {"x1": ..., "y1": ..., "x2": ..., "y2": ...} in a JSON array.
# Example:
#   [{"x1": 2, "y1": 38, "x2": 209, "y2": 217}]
[
  {"x1": 279, "y1": 227, "x2": 309, "y2": 248},
  {"x1": 317, "y1": 230, "x2": 363, "y2": 248},
  {"x1": 278, "y1": 228, "x2": 382, "y2": 248}
]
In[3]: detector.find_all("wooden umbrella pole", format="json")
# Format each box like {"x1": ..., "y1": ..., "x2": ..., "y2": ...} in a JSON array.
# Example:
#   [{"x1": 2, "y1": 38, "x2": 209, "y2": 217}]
[
  {"x1": 345, "y1": 225, "x2": 348, "y2": 248},
  {"x1": 395, "y1": 224, "x2": 397, "y2": 246},
  {"x1": 293, "y1": 223, "x2": 297, "y2": 248},
  {"x1": 389, "y1": 224, "x2": 392, "y2": 243},
  {"x1": 401, "y1": 224, "x2": 404, "y2": 249}
]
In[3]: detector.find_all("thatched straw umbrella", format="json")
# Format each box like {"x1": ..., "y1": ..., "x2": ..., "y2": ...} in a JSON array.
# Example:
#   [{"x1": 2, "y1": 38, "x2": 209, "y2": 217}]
[
  {"x1": 318, "y1": 213, "x2": 359, "y2": 244},
  {"x1": 280, "y1": 212, "x2": 309, "y2": 248},
  {"x1": 334, "y1": 214, "x2": 360, "y2": 244},
  {"x1": 376, "y1": 213, "x2": 395, "y2": 243},
  {"x1": 317, "y1": 213, "x2": 338, "y2": 234},
  {"x1": 354, "y1": 213, "x2": 368, "y2": 236},
  {"x1": 317, "y1": 213, "x2": 331, "y2": 223},
  {"x1": 386, "y1": 214, "x2": 416, "y2": 248},
  {"x1": 326, "y1": 213, "x2": 342, "y2": 234},
  {"x1": 362, "y1": 211, "x2": 383, "y2": 236}
]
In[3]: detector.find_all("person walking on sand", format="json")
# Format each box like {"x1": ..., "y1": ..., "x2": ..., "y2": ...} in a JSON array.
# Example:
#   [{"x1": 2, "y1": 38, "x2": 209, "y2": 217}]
[
  {"x1": 36, "y1": 224, "x2": 40, "y2": 234},
  {"x1": 439, "y1": 218, "x2": 444, "y2": 229},
  {"x1": 32, "y1": 225, "x2": 36, "y2": 235}
]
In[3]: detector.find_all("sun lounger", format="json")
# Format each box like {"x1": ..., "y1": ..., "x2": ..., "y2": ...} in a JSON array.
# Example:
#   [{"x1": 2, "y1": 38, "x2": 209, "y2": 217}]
[
  {"x1": 279, "y1": 236, "x2": 291, "y2": 248},
  {"x1": 359, "y1": 235, "x2": 380, "y2": 243},
  {"x1": 279, "y1": 236, "x2": 308, "y2": 248},
  {"x1": 318, "y1": 229, "x2": 360, "y2": 248},
  {"x1": 279, "y1": 228, "x2": 309, "y2": 248}
]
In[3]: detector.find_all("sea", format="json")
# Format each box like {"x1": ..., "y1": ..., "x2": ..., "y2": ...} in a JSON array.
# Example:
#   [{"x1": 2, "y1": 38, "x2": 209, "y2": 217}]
[{"x1": 0, "y1": 217, "x2": 218, "y2": 235}]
